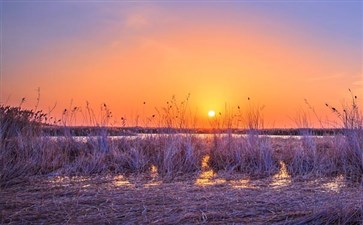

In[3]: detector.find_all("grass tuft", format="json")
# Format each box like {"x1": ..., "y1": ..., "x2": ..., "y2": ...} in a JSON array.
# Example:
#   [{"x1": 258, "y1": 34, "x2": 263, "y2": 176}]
[{"x1": 209, "y1": 134, "x2": 280, "y2": 178}]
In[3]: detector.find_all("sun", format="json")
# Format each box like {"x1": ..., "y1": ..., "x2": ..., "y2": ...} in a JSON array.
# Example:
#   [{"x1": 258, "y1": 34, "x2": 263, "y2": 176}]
[{"x1": 208, "y1": 110, "x2": 216, "y2": 118}]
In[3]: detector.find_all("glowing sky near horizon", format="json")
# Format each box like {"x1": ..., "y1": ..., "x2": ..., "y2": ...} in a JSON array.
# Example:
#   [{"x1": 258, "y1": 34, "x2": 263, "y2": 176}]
[{"x1": 1, "y1": 1, "x2": 362, "y2": 128}]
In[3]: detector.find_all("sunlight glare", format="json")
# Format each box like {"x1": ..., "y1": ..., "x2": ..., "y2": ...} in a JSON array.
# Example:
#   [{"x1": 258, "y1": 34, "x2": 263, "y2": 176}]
[{"x1": 208, "y1": 110, "x2": 216, "y2": 118}]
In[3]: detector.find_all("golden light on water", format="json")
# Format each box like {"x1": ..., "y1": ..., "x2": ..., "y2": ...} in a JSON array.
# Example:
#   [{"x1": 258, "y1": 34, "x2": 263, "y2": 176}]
[
  {"x1": 321, "y1": 175, "x2": 345, "y2": 192},
  {"x1": 195, "y1": 155, "x2": 219, "y2": 186},
  {"x1": 270, "y1": 161, "x2": 291, "y2": 188},
  {"x1": 113, "y1": 175, "x2": 132, "y2": 187}
]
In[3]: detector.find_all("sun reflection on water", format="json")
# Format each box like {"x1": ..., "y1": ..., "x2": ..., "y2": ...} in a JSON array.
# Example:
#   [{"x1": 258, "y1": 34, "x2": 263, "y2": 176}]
[
  {"x1": 145, "y1": 165, "x2": 162, "y2": 187},
  {"x1": 270, "y1": 161, "x2": 291, "y2": 188},
  {"x1": 196, "y1": 155, "x2": 224, "y2": 186}
]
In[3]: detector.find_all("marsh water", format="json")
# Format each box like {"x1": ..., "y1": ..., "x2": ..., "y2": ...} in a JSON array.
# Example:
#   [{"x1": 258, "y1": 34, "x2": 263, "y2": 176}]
[{"x1": 48, "y1": 133, "x2": 327, "y2": 142}]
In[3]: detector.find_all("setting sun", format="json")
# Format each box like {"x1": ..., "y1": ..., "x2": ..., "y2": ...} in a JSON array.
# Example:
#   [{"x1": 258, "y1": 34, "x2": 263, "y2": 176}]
[{"x1": 208, "y1": 110, "x2": 216, "y2": 118}]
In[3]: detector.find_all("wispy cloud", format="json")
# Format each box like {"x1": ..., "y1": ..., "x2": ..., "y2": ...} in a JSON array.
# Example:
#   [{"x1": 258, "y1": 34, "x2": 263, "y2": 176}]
[
  {"x1": 123, "y1": 6, "x2": 161, "y2": 30},
  {"x1": 308, "y1": 74, "x2": 343, "y2": 82},
  {"x1": 126, "y1": 13, "x2": 149, "y2": 29},
  {"x1": 352, "y1": 79, "x2": 363, "y2": 86}
]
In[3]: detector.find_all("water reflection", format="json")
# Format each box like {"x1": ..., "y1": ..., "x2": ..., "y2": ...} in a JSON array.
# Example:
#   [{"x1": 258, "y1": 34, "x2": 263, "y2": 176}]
[
  {"x1": 48, "y1": 175, "x2": 93, "y2": 189},
  {"x1": 195, "y1": 156, "x2": 293, "y2": 188},
  {"x1": 47, "y1": 133, "x2": 309, "y2": 143},
  {"x1": 113, "y1": 175, "x2": 132, "y2": 187},
  {"x1": 49, "y1": 175, "x2": 89, "y2": 184},
  {"x1": 195, "y1": 155, "x2": 226, "y2": 186},
  {"x1": 321, "y1": 175, "x2": 345, "y2": 192},
  {"x1": 145, "y1": 165, "x2": 161, "y2": 187},
  {"x1": 270, "y1": 161, "x2": 291, "y2": 188},
  {"x1": 230, "y1": 179, "x2": 252, "y2": 189}
]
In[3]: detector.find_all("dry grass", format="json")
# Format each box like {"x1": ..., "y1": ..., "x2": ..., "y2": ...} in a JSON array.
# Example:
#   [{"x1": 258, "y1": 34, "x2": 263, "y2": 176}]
[
  {"x1": 1, "y1": 134, "x2": 362, "y2": 187},
  {"x1": 1, "y1": 173, "x2": 362, "y2": 224},
  {"x1": 1, "y1": 100, "x2": 362, "y2": 224},
  {"x1": 149, "y1": 135, "x2": 207, "y2": 180},
  {"x1": 279, "y1": 135, "x2": 363, "y2": 184},
  {"x1": 209, "y1": 134, "x2": 280, "y2": 178},
  {"x1": 1, "y1": 134, "x2": 362, "y2": 224}
]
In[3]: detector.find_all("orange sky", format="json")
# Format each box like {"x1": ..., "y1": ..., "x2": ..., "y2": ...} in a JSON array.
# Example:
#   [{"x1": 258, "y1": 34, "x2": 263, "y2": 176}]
[{"x1": 2, "y1": 2, "x2": 362, "y2": 128}]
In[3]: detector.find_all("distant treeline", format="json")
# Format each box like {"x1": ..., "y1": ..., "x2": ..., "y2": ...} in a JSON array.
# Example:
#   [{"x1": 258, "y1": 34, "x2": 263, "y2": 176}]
[{"x1": 41, "y1": 126, "x2": 347, "y2": 137}]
